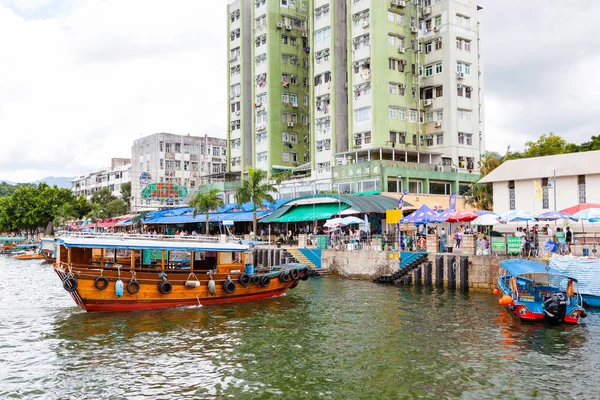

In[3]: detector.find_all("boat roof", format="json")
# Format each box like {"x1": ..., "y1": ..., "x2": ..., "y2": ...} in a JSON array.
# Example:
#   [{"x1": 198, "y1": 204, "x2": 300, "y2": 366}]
[
  {"x1": 500, "y1": 259, "x2": 577, "y2": 281},
  {"x1": 0, "y1": 237, "x2": 25, "y2": 242},
  {"x1": 56, "y1": 237, "x2": 249, "y2": 252}
]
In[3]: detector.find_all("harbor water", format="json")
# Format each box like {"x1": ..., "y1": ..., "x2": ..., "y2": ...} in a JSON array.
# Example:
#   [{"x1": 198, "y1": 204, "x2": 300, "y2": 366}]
[{"x1": 1, "y1": 257, "x2": 600, "y2": 399}]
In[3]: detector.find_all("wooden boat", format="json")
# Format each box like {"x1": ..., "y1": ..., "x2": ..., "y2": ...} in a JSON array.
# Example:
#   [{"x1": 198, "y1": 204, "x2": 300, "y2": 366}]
[
  {"x1": 14, "y1": 250, "x2": 44, "y2": 260},
  {"x1": 41, "y1": 238, "x2": 56, "y2": 263},
  {"x1": 0, "y1": 237, "x2": 26, "y2": 254},
  {"x1": 54, "y1": 236, "x2": 311, "y2": 312},
  {"x1": 498, "y1": 259, "x2": 587, "y2": 324}
]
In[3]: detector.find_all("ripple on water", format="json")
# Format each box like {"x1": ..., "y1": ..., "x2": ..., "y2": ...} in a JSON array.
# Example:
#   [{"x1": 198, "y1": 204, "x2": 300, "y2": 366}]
[{"x1": 1, "y1": 259, "x2": 600, "y2": 398}]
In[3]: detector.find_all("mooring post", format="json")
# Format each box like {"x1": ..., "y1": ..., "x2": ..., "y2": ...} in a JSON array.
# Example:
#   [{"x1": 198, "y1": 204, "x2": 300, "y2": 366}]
[
  {"x1": 435, "y1": 255, "x2": 444, "y2": 288},
  {"x1": 424, "y1": 261, "x2": 432, "y2": 286},
  {"x1": 447, "y1": 255, "x2": 456, "y2": 290},
  {"x1": 414, "y1": 267, "x2": 422, "y2": 286},
  {"x1": 274, "y1": 250, "x2": 281, "y2": 266},
  {"x1": 460, "y1": 256, "x2": 469, "y2": 292}
]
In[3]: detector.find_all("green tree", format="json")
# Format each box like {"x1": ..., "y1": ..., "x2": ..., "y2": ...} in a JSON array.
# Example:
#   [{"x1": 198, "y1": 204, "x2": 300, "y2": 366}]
[
  {"x1": 53, "y1": 204, "x2": 78, "y2": 231},
  {"x1": 132, "y1": 211, "x2": 149, "y2": 233},
  {"x1": 190, "y1": 187, "x2": 223, "y2": 235},
  {"x1": 86, "y1": 204, "x2": 105, "y2": 232},
  {"x1": 464, "y1": 183, "x2": 493, "y2": 211},
  {"x1": 120, "y1": 182, "x2": 132, "y2": 207},
  {"x1": 106, "y1": 198, "x2": 127, "y2": 218},
  {"x1": 72, "y1": 195, "x2": 92, "y2": 219},
  {"x1": 235, "y1": 168, "x2": 277, "y2": 235},
  {"x1": 90, "y1": 187, "x2": 116, "y2": 209},
  {"x1": 523, "y1": 133, "x2": 568, "y2": 158}
]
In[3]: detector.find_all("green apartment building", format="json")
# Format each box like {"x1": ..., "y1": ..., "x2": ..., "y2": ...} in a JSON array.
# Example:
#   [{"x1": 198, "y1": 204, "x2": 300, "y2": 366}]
[{"x1": 227, "y1": 0, "x2": 484, "y2": 199}]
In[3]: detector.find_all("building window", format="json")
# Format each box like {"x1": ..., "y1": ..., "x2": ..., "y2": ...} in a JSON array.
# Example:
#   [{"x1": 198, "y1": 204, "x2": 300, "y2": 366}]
[
  {"x1": 542, "y1": 178, "x2": 549, "y2": 210},
  {"x1": 409, "y1": 180, "x2": 423, "y2": 194},
  {"x1": 509, "y1": 180, "x2": 515, "y2": 210},
  {"x1": 436, "y1": 135, "x2": 444, "y2": 145},
  {"x1": 430, "y1": 182, "x2": 451, "y2": 195},
  {"x1": 578, "y1": 175, "x2": 586, "y2": 203},
  {"x1": 435, "y1": 62, "x2": 443, "y2": 74},
  {"x1": 354, "y1": 107, "x2": 371, "y2": 123}
]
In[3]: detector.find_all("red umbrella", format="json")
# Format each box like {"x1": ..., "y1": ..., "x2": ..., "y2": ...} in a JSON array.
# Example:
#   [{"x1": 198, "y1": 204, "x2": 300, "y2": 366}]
[
  {"x1": 446, "y1": 210, "x2": 478, "y2": 223},
  {"x1": 560, "y1": 203, "x2": 600, "y2": 215}
]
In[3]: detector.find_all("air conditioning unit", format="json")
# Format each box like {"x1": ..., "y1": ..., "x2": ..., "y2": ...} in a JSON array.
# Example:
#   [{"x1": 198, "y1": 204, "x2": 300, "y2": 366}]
[
  {"x1": 229, "y1": 56, "x2": 238, "y2": 62},
  {"x1": 433, "y1": 26, "x2": 440, "y2": 32},
  {"x1": 352, "y1": 37, "x2": 360, "y2": 44},
  {"x1": 235, "y1": 93, "x2": 240, "y2": 97},
  {"x1": 235, "y1": 111, "x2": 240, "y2": 116},
  {"x1": 424, "y1": 7, "x2": 432, "y2": 15},
  {"x1": 362, "y1": 21, "x2": 370, "y2": 28},
  {"x1": 411, "y1": 26, "x2": 418, "y2": 33},
  {"x1": 288, "y1": 122, "x2": 294, "y2": 127},
  {"x1": 302, "y1": 32, "x2": 308, "y2": 37},
  {"x1": 398, "y1": 46, "x2": 406, "y2": 53},
  {"x1": 229, "y1": 94, "x2": 235, "y2": 100},
  {"x1": 435, "y1": 121, "x2": 442, "y2": 128},
  {"x1": 457, "y1": 72, "x2": 465, "y2": 80},
  {"x1": 285, "y1": 24, "x2": 292, "y2": 30},
  {"x1": 436, "y1": 165, "x2": 444, "y2": 172},
  {"x1": 292, "y1": 102, "x2": 298, "y2": 108},
  {"x1": 399, "y1": 84, "x2": 406, "y2": 89},
  {"x1": 398, "y1": 0, "x2": 406, "y2": 6},
  {"x1": 276, "y1": 23, "x2": 283, "y2": 29},
  {"x1": 424, "y1": 99, "x2": 433, "y2": 106},
  {"x1": 391, "y1": 0, "x2": 399, "y2": 5},
  {"x1": 256, "y1": 102, "x2": 262, "y2": 108}
]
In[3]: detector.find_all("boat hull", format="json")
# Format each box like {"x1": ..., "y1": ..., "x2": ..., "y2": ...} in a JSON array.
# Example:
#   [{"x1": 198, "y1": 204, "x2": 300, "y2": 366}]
[
  {"x1": 14, "y1": 253, "x2": 44, "y2": 260},
  {"x1": 55, "y1": 266, "x2": 308, "y2": 313},
  {"x1": 582, "y1": 294, "x2": 600, "y2": 308}
]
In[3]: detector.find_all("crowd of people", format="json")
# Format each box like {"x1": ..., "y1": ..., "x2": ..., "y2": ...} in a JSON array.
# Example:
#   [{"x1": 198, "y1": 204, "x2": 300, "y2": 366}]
[{"x1": 512, "y1": 224, "x2": 573, "y2": 256}]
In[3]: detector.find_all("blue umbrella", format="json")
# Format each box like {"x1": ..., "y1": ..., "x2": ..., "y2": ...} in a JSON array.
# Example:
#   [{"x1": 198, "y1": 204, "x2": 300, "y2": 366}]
[
  {"x1": 536, "y1": 211, "x2": 575, "y2": 221},
  {"x1": 500, "y1": 210, "x2": 536, "y2": 222}
]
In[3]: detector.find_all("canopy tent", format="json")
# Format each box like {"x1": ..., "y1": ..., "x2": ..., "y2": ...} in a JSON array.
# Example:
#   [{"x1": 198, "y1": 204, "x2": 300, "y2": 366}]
[
  {"x1": 536, "y1": 211, "x2": 575, "y2": 221},
  {"x1": 500, "y1": 210, "x2": 536, "y2": 222},
  {"x1": 500, "y1": 259, "x2": 576, "y2": 280},
  {"x1": 260, "y1": 203, "x2": 349, "y2": 223},
  {"x1": 401, "y1": 204, "x2": 436, "y2": 225},
  {"x1": 144, "y1": 211, "x2": 272, "y2": 225},
  {"x1": 560, "y1": 203, "x2": 600, "y2": 215}
]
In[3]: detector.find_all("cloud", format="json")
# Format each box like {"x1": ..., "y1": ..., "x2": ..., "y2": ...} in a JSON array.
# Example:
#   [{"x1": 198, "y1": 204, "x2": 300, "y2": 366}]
[
  {"x1": 0, "y1": 0, "x2": 227, "y2": 182},
  {"x1": 481, "y1": 0, "x2": 600, "y2": 153}
]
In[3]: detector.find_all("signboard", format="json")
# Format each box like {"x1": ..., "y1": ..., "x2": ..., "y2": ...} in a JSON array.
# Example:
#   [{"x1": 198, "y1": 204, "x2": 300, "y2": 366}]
[
  {"x1": 507, "y1": 237, "x2": 522, "y2": 255},
  {"x1": 141, "y1": 182, "x2": 189, "y2": 203},
  {"x1": 386, "y1": 210, "x2": 403, "y2": 225},
  {"x1": 492, "y1": 239, "x2": 506, "y2": 251},
  {"x1": 139, "y1": 172, "x2": 152, "y2": 185}
]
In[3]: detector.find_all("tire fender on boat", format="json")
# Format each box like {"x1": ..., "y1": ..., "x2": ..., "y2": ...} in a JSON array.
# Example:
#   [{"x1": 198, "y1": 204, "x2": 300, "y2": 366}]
[
  {"x1": 289, "y1": 269, "x2": 300, "y2": 280},
  {"x1": 301, "y1": 268, "x2": 311, "y2": 281},
  {"x1": 260, "y1": 275, "x2": 271, "y2": 287},
  {"x1": 158, "y1": 280, "x2": 172, "y2": 295},
  {"x1": 94, "y1": 276, "x2": 109, "y2": 291},
  {"x1": 223, "y1": 279, "x2": 236, "y2": 294},
  {"x1": 239, "y1": 274, "x2": 251, "y2": 287},
  {"x1": 252, "y1": 275, "x2": 262, "y2": 285},
  {"x1": 63, "y1": 276, "x2": 78, "y2": 292},
  {"x1": 278, "y1": 270, "x2": 290, "y2": 282},
  {"x1": 290, "y1": 280, "x2": 299, "y2": 289},
  {"x1": 127, "y1": 280, "x2": 140, "y2": 295}
]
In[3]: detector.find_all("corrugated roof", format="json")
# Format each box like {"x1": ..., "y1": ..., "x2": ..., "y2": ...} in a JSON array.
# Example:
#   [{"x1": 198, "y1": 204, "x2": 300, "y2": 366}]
[
  {"x1": 479, "y1": 151, "x2": 600, "y2": 183},
  {"x1": 261, "y1": 203, "x2": 349, "y2": 223},
  {"x1": 285, "y1": 194, "x2": 407, "y2": 213}
]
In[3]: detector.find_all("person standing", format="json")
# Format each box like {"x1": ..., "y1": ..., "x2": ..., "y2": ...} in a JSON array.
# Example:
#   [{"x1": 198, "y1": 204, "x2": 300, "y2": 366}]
[
  {"x1": 565, "y1": 226, "x2": 572, "y2": 254},
  {"x1": 454, "y1": 227, "x2": 463, "y2": 249},
  {"x1": 288, "y1": 230, "x2": 293, "y2": 247},
  {"x1": 556, "y1": 228, "x2": 567, "y2": 255}
]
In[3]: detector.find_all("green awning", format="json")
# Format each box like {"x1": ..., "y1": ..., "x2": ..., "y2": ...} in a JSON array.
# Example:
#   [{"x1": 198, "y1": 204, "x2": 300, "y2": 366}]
[{"x1": 261, "y1": 203, "x2": 349, "y2": 223}]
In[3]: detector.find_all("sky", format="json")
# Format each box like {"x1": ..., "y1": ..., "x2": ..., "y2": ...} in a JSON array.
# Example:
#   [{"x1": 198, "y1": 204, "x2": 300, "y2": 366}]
[{"x1": 0, "y1": 0, "x2": 598, "y2": 182}]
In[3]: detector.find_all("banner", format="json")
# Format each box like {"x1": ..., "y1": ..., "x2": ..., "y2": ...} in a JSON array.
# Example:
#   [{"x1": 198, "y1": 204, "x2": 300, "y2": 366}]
[
  {"x1": 398, "y1": 190, "x2": 408, "y2": 210},
  {"x1": 449, "y1": 193, "x2": 457, "y2": 210},
  {"x1": 534, "y1": 180, "x2": 543, "y2": 201}
]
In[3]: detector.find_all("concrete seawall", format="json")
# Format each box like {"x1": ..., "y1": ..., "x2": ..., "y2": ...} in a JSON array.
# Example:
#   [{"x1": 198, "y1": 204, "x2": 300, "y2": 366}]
[{"x1": 322, "y1": 250, "x2": 504, "y2": 292}]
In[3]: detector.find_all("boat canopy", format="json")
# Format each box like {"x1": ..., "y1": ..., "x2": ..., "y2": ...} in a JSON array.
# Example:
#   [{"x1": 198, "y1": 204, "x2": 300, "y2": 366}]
[
  {"x1": 55, "y1": 237, "x2": 249, "y2": 252},
  {"x1": 500, "y1": 259, "x2": 577, "y2": 281},
  {"x1": 0, "y1": 237, "x2": 25, "y2": 243}
]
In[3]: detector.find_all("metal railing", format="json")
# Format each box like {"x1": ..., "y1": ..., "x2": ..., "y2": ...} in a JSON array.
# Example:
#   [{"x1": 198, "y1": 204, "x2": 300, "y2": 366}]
[{"x1": 55, "y1": 231, "x2": 241, "y2": 244}]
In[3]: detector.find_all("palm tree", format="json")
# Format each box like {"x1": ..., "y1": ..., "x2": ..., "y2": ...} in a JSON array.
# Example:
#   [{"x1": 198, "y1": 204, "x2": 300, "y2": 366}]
[
  {"x1": 53, "y1": 204, "x2": 78, "y2": 232},
  {"x1": 235, "y1": 168, "x2": 278, "y2": 235},
  {"x1": 190, "y1": 188, "x2": 223, "y2": 235},
  {"x1": 86, "y1": 204, "x2": 105, "y2": 233},
  {"x1": 131, "y1": 210, "x2": 149, "y2": 233}
]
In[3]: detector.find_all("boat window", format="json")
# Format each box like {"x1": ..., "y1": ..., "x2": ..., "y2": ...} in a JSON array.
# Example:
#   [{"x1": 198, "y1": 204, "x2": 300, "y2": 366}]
[{"x1": 220, "y1": 252, "x2": 243, "y2": 265}]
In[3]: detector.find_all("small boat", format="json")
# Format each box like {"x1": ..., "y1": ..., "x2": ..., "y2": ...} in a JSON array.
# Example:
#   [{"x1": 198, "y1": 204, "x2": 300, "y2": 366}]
[
  {"x1": 40, "y1": 238, "x2": 57, "y2": 263},
  {"x1": 14, "y1": 250, "x2": 44, "y2": 260},
  {"x1": 498, "y1": 259, "x2": 587, "y2": 324},
  {"x1": 0, "y1": 237, "x2": 26, "y2": 254},
  {"x1": 53, "y1": 236, "x2": 312, "y2": 312}
]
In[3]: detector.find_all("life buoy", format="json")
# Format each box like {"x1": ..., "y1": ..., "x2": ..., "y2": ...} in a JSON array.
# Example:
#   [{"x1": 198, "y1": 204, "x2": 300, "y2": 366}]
[
  {"x1": 63, "y1": 276, "x2": 78, "y2": 292},
  {"x1": 289, "y1": 269, "x2": 300, "y2": 280},
  {"x1": 418, "y1": 237, "x2": 426, "y2": 248},
  {"x1": 260, "y1": 275, "x2": 271, "y2": 287},
  {"x1": 94, "y1": 276, "x2": 109, "y2": 290},
  {"x1": 239, "y1": 274, "x2": 251, "y2": 287},
  {"x1": 509, "y1": 277, "x2": 519, "y2": 300},
  {"x1": 278, "y1": 270, "x2": 290, "y2": 282},
  {"x1": 223, "y1": 279, "x2": 236, "y2": 294},
  {"x1": 127, "y1": 280, "x2": 140, "y2": 294},
  {"x1": 301, "y1": 269, "x2": 311, "y2": 281},
  {"x1": 566, "y1": 279, "x2": 575, "y2": 298},
  {"x1": 158, "y1": 280, "x2": 172, "y2": 294}
]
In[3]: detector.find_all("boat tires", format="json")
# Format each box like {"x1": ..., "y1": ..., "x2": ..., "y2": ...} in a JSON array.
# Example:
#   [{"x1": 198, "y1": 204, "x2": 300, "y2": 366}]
[
  {"x1": 223, "y1": 280, "x2": 236, "y2": 294},
  {"x1": 260, "y1": 275, "x2": 271, "y2": 287},
  {"x1": 301, "y1": 269, "x2": 311, "y2": 281},
  {"x1": 239, "y1": 274, "x2": 251, "y2": 287},
  {"x1": 252, "y1": 275, "x2": 262, "y2": 285},
  {"x1": 290, "y1": 280, "x2": 300, "y2": 289},
  {"x1": 127, "y1": 280, "x2": 140, "y2": 295},
  {"x1": 94, "y1": 276, "x2": 109, "y2": 290},
  {"x1": 289, "y1": 269, "x2": 300, "y2": 280},
  {"x1": 158, "y1": 280, "x2": 172, "y2": 295},
  {"x1": 278, "y1": 270, "x2": 290, "y2": 282},
  {"x1": 63, "y1": 276, "x2": 78, "y2": 292}
]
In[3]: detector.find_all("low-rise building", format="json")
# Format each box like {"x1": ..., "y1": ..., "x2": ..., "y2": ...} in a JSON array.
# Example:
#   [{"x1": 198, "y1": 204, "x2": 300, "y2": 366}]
[
  {"x1": 71, "y1": 158, "x2": 131, "y2": 199},
  {"x1": 478, "y1": 151, "x2": 600, "y2": 214}
]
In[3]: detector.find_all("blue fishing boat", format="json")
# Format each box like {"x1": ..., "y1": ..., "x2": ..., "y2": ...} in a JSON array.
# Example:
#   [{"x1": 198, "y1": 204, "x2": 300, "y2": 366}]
[{"x1": 498, "y1": 259, "x2": 587, "y2": 324}]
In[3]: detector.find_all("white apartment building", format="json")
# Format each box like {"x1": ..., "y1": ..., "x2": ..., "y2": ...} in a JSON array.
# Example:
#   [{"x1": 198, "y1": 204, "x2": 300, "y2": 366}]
[{"x1": 71, "y1": 158, "x2": 131, "y2": 199}]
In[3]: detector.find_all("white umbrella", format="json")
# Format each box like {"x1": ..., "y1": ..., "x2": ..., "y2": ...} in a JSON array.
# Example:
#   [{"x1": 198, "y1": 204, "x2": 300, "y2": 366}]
[
  {"x1": 341, "y1": 216, "x2": 364, "y2": 225},
  {"x1": 324, "y1": 218, "x2": 347, "y2": 228},
  {"x1": 471, "y1": 214, "x2": 502, "y2": 226}
]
